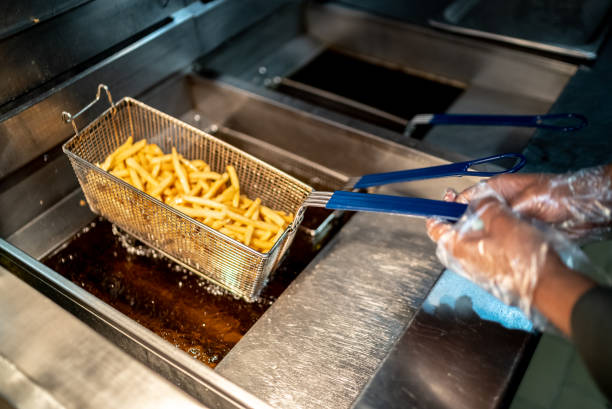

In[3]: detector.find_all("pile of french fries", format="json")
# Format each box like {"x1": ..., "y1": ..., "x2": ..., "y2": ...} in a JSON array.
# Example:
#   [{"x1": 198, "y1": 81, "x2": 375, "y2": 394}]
[{"x1": 97, "y1": 137, "x2": 294, "y2": 253}]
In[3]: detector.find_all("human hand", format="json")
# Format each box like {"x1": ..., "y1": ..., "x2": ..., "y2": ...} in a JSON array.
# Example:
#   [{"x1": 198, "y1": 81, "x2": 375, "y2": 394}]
[
  {"x1": 455, "y1": 165, "x2": 612, "y2": 240},
  {"x1": 426, "y1": 186, "x2": 567, "y2": 315}
]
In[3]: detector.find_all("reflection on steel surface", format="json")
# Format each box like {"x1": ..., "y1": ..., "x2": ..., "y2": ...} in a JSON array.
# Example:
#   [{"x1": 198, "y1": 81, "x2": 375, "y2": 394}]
[{"x1": 218, "y1": 211, "x2": 441, "y2": 409}]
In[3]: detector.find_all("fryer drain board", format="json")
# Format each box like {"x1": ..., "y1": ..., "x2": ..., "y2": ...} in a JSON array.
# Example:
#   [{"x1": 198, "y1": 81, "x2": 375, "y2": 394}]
[{"x1": 63, "y1": 97, "x2": 311, "y2": 301}]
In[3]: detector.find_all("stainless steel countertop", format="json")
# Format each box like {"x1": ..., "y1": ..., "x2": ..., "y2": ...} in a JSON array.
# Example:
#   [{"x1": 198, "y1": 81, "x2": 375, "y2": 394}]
[{"x1": 217, "y1": 206, "x2": 442, "y2": 408}]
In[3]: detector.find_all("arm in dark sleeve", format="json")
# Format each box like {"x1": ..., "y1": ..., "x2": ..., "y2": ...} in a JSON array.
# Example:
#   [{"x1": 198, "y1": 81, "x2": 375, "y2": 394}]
[{"x1": 571, "y1": 285, "x2": 612, "y2": 402}]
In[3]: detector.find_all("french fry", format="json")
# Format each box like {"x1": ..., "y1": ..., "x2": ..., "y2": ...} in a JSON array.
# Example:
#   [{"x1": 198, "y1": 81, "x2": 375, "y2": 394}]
[
  {"x1": 244, "y1": 198, "x2": 260, "y2": 218},
  {"x1": 189, "y1": 182, "x2": 203, "y2": 196},
  {"x1": 203, "y1": 174, "x2": 229, "y2": 199},
  {"x1": 226, "y1": 210, "x2": 280, "y2": 232},
  {"x1": 252, "y1": 238, "x2": 274, "y2": 251},
  {"x1": 227, "y1": 165, "x2": 240, "y2": 193},
  {"x1": 151, "y1": 162, "x2": 161, "y2": 178},
  {"x1": 110, "y1": 169, "x2": 129, "y2": 178},
  {"x1": 180, "y1": 157, "x2": 199, "y2": 172},
  {"x1": 173, "y1": 205, "x2": 226, "y2": 219},
  {"x1": 244, "y1": 225, "x2": 254, "y2": 246},
  {"x1": 150, "y1": 174, "x2": 174, "y2": 197},
  {"x1": 128, "y1": 168, "x2": 143, "y2": 190},
  {"x1": 126, "y1": 157, "x2": 158, "y2": 187},
  {"x1": 182, "y1": 195, "x2": 226, "y2": 209},
  {"x1": 172, "y1": 147, "x2": 191, "y2": 194},
  {"x1": 189, "y1": 171, "x2": 222, "y2": 181},
  {"x1": 214, "y1": 185, "x2": 235, "y2": 203},
  {"x1": 115, "y1": 139, "x2": 146, "y2": 164},
  {"x1": 99, "y1": 138, "x2": 294, "y2": 252},
  {"x1": 150, "y1": 154, "x2": 173, "y2": 164},
  {"x1": 260, "y1": 205, "x2": 285, "y2": 227},
  {"x1": 191, "y1": 159, "x2": 208, "y2": 169}
]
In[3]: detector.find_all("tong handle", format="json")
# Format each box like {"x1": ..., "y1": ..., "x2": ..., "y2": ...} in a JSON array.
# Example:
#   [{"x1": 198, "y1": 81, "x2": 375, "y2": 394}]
[
  {"x1": 353, "y1": 153, "x2": 525, "y2": 189},
  {"x1": 325, "y1": 191, "x2": 467, "y2": 221},
  {"x1": 62, "y1": 84, "x2": 115, "y2": 136},
  {"x1": 427, "y1": 113, "x2": 587, "y2": 131}
]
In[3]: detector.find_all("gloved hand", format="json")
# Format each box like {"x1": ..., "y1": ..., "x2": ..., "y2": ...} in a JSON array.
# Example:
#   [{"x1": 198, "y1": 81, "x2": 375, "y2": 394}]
[
  {"x1": 426, "y1": 185, "x2": 570, "y2": 316},
  {"x1": 456, "y1": 165, "x2": 612, "y2": 241}
]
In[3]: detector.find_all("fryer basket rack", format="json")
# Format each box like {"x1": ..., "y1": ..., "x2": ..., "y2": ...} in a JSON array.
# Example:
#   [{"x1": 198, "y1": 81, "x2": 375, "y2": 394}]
[{"x1": 63, "y1": 88, "x2": 311, "y2": 301}]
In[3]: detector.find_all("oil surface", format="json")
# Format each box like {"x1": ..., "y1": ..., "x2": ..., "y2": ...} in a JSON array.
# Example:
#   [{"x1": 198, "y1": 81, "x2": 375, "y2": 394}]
[{"x1": 43, "y1": 215, "x2": 337, "y2": 368}]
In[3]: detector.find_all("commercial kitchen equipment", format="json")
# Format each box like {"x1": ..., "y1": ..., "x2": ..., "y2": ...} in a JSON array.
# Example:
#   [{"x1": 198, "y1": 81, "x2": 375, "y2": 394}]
[{"x1": 0, "y1": 1, "x2": 581, "y2": 408}]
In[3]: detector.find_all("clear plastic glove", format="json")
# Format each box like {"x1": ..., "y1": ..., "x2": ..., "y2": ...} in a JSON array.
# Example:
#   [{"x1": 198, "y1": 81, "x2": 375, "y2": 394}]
[
  {"x1": 426, "y1": 185, "x2": 582, "y2": 318},
  {"x1": 457, "y1": 165, "x2": 612, "y2": 241}
]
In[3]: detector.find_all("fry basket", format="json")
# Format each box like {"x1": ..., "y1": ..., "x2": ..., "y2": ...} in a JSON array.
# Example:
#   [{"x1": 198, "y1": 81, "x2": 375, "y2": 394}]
[{"x1": 62, "y1": 85, "x2": 311, "y2": 301}]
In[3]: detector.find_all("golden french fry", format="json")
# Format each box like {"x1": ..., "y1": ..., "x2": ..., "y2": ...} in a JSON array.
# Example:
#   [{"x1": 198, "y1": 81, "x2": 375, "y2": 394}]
[
  {"x1": 188, "y1": 171, "x2": 222, "y2": 181},
  {"x1": 191, "y1": 159, "x2": 208, "y2": 169},
  {"x1": 260, "y1": 205, "x2": 285, "y2": 227},
  {"x1": 150, "y1": 174, "x2": 174, "y2": 197},
  {"x1": 189, "y1": 182, "x2": 203, "y2": 196},
  {"x1": 239, "y1": 196, "x2": 253, "y2": 209},
  {"x1": 254, "y1": 230, "x2": 272, "y2": 240},
  {"x1": 182, "y1": 195, "x2": 226, "y2": 209},
  {"x1": 174, "y1": 205, "x2": 225, "y2": 219},
  {"x1": 227, "y1": 165, "x2": 240, "y2": 193},
  {"x1": 128, "y1": 168, "x2": 144, "y2": 190},
  {"x1": 232, "y1": 191, "x2": 240, "y2": 208},
  {"x1": 197, "y1": 180, "x2": 210, "y2": 192},
  {"x1": 99, "y1": 138, "x2": 294, "y2": 252},
  {"x1": 251, "y1": 208, "x2": 260, "y2": 221},
  {"x1": 244, "y1": 225, "x2": 254, "y2": 246},
  {"x1": 115, "y1": 139, "x2": 147, "y2": 164},
  {"x1": 251, "y1": 238, "x2": 274, "y2": 251},
  {"x1": 171, "y1": 147, "x2": 190, "y2": 194},
  {"x1": 244, "y1": 198, "x2": 261, "y2": 218},
  {"x1": 226, "y1": 210, "x2": 279, "y2": 232},
  {"x1": 180, "y1": 157, "x2": 199, "y2": 172},
  {"x1": 150, "y1": 154, "x2": 173, "y2": 164},
  {"x1": 126, "y1": 157, "x2": 158, "y2": 187},
  {"x1": 110, "y1": 169, "x2": 129, "y2": 178},
  {"x1": 214, "y1": 185, "x2": 235, "y2": 203},
  {"x1": 99, "y1": 154, "x2": 114, "y2": 171},
  {"x1": 203, "y1": 173, "x2": 229, "y2": 199},
  {"x1": 280, "y1": 211, "x2": 294, "y2": 223},
  {"x1": 151, "y1": 162, "x2": 161, "y2": 178}
]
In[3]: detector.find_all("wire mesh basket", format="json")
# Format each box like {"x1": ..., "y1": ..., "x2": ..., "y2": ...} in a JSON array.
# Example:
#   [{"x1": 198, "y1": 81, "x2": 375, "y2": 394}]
[{"x1": 62, "y1": 85, "x2": 311, "y2": 301}]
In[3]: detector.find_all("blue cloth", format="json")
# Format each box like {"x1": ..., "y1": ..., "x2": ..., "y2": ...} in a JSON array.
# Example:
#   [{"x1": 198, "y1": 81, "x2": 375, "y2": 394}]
[{"x1": 422, "y1": 269, "x2": 534, "y2": 332}]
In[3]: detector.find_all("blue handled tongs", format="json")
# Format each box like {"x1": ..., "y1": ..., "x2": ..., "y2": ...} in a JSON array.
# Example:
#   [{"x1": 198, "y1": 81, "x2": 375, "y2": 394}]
[
  {"x1": 302, "y1": 153, "x2": 526, "y2": 222},
  {"x1": 404, "y1": 113, "x2": 587, "y2": 137}
]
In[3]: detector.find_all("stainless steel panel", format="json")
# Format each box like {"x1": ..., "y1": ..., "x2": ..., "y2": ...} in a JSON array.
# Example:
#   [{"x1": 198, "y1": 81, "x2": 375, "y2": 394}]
[
  {"x1": 306, "y1": 3, "x2": 575, "y2": 103},
  {"x1": 0, "y1": 5, "x2": 199, "y2": 180},
  {"x1": 430, "y1": 0, "x2": 611, "y2": 60},
  {"x1": 351, "y1": 301, "x2": 533, "y2": 409},
  {"x1": 0, "y1": 0, "x2": 186, "y2": 109},
  {"x1": 7, "y1": 189, "x2": 95, "y2": 259},
  {"x1": 0, "y1": 0, "x2": 89, "y2": 40},
  {"x1": 0, "y1": 264, "x2": 205, "y2": 409},
  {"x1": 0, "y1": 0, "x2": 291, "y2": 180},
  {"x1": 0, "y1": 151, "x2": 79, "y2": 238},
  {"x1": 216, "y1": 209, "x2": 442, "y2": 409},
  {"x1": 197, "y1": 1, "x2": 310, "y2": 83}
]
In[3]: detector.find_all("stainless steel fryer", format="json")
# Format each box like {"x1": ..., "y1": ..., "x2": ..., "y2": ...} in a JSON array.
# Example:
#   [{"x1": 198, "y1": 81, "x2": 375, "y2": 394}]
[{"x1": 62, "y1": 85, "x2": 472, "y2": 301}]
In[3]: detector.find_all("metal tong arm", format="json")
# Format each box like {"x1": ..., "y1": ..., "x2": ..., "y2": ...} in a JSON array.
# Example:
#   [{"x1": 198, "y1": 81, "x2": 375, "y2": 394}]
[
  {"x1": 414, "y1": 113, "x2": 587, "y2": 131},
  {"x1": 306, "y1": 191, "x2": 467, "y2": 221},
  {"x1": 353, "y1": 153, "x2": 526, "y2": 189},
  {"x1": 61, "y1": 84, "x2": 115, "y2": 136}
]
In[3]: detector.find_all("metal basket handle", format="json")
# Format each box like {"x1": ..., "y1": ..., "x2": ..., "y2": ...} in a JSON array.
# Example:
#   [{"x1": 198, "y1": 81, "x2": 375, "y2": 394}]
[{"x1": 62, "y1": 84, "x2": 115, "y2": 136}]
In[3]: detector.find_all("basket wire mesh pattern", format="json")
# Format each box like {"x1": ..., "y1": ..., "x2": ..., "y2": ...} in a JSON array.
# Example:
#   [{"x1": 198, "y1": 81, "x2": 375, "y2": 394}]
[{"x1": 63, "y1": 97, "x2": 311, "y2": 301}]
